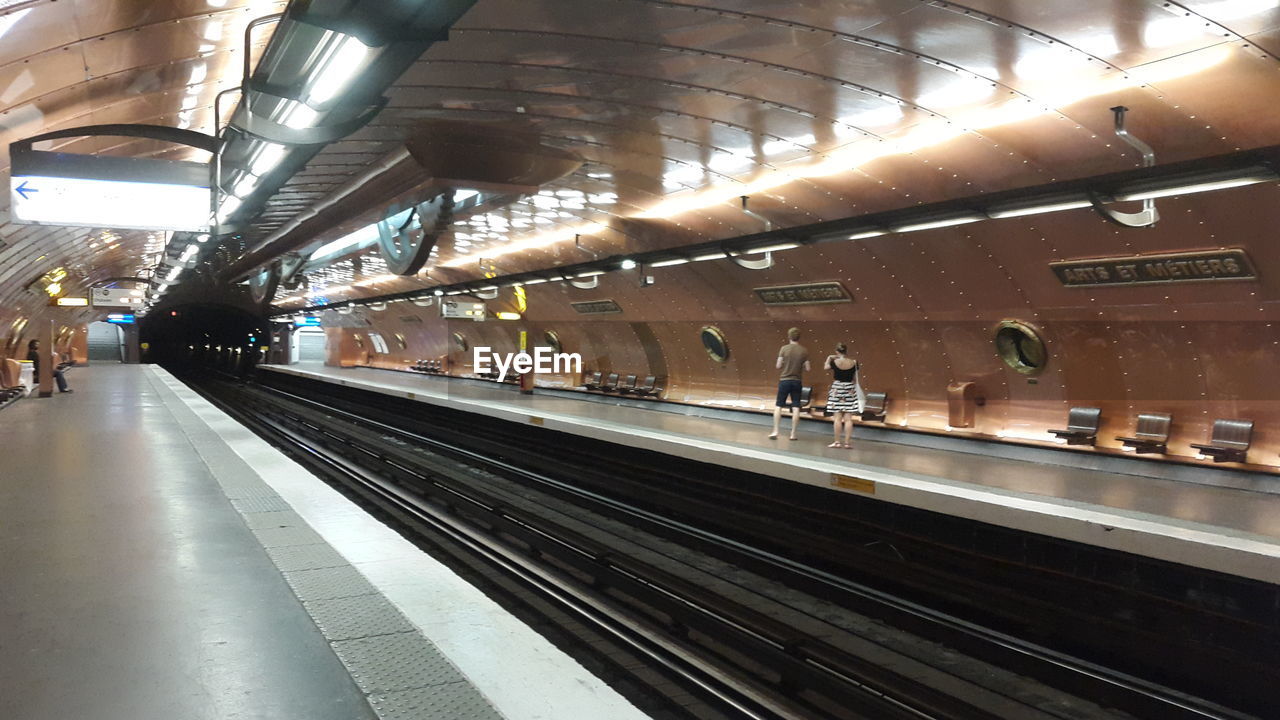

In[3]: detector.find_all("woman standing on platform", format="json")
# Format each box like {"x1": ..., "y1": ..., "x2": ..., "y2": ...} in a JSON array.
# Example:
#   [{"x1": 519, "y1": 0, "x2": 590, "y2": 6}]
[{"x1": 824, "y1": 343, "x2": 859, "y2": 448}]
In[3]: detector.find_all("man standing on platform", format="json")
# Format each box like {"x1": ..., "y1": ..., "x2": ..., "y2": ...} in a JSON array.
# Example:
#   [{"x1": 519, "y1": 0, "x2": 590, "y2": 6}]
[
  {"x1": 770, "y1": 327, "x2": 809, "y2": 440},
  {"x1": 26, "y1": 339, "x2": 71, "y2": 394}
]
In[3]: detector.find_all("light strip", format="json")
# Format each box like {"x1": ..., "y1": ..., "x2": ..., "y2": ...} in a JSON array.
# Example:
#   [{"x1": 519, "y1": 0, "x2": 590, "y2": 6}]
[
  {"x1": 650, "y1": 258, "x2": 690, "y2": 267},
  {"x1": 1115, "y1": 173, "x2": 1276, "y2": 202},
  {"x1": 576, "y1": 270, "x2": 605, "y2": 277},
  {"x1": 747, "y1": 242, "x2": 801, "y2": 253},
  {"x1": 847, "y1": 229, "x2": 887, "y2": 239},
  {"x1": 692, "y1": 251, "x2": 727, "y2": 262},
  {"x1": 987, "y1": 199, "x2": 1093, "y2": 219},
  {"x1": 890, "y1": 214, "x2": 986, "y2": 233},
  {"x1": 523, "y1": 278, "x2": 548, "y2": 285}
]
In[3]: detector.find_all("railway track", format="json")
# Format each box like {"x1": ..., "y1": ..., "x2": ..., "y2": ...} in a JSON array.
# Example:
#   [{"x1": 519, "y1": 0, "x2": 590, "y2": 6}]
[{"x1": 187, "y1": 370, "x2": 1260, "y2": 720}]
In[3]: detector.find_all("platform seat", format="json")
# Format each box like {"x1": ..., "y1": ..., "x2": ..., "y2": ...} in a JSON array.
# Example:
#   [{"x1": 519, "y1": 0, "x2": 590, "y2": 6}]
[
  {"x1": 583, "y1": 371, "x2": 603, "y2": 391},
  {"x1": 1, "y1": 358, "x2": 26, "y2": 403},
  {"x1": 799, "y1": 386, "x2": 812, "y2": 409},
  {"x1": 1116, "y1": 412, "x2": 1172, "y2": 454},
  {"x1": 1191, "y1": 419, "x2": 1253, "y2": 463},
  {"x1": 616, "y1": 374, "x2": 638, "y2": 394},
  {"x1": 859, "y1": 392, "x2": 889, "y2": 422},
  {"x1": 634, "y1": 375, "x2": 664, "y2": 398},
  {"x1": 600, "y1": 372, "x2": 619, "y2": 392},
  {"x1": 1049, "y1": 407, "x2": 1102, "y2": 446}
]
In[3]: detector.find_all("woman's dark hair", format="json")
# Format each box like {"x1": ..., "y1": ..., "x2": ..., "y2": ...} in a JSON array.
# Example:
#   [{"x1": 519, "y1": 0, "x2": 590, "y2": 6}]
[
  {"x1": 27, "y1": 339, "x2": 38, "y2": 350},
  {"x1": 835, "y1": 342, "x2": 847, "y2": 353}
]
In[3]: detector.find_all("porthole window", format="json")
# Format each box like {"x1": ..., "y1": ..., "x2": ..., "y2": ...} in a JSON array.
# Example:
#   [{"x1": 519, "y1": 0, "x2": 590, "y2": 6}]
[
  {"x1": 452, "y1": 331, "x2": 468, "y2": 352},
  {"x1": 994, "y1": 320, "x2": 1047, "y2": 375},
  {"x1": 700, "y1": 326, "x2": 729, "y2": 363},
  {"x1": 544, "y1": 330, "x2": 562, "y2": 354},
  {"x1": 393, "y1": 333, "x2": 408, "y2": 350}
]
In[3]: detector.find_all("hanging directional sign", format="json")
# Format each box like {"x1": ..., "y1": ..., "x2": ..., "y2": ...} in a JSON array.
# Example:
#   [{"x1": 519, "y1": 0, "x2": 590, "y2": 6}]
[
  {"x1": 9, "y1": 123, "x2": 217, "y2": 233},
  {"x1": 11, "y1": 175, "x2": 210, "y2": 233}
]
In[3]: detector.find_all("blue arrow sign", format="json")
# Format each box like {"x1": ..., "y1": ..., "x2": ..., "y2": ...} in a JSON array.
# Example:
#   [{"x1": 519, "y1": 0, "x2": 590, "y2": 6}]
[{"x1": 15, "y1": 180, "x2": 37, "y2": 200}]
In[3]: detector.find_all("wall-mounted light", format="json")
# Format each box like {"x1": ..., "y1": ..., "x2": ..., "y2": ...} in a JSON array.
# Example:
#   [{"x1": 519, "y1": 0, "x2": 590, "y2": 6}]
[
  {"x1": 619, "y1": 259, "x2": 637, "y2": 270},
  {"x1": 891, "y1": 213, "x2": 986, "y2": 233},
  {"x1": 495, "y1": 312, "x2": 522, "y2": 321},
  {"x1": 987, "y1": 198, "x2": 1093, "y2": 219}
]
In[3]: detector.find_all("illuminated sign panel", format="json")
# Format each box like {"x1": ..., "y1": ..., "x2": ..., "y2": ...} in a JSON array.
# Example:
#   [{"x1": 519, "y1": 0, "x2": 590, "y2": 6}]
[
  {"x1": 91, "y1": 287, "x2": 146, "y2": 307},
  {"x1": 294, "y1": 316, "x2": 322, "y2": 327},
  {"x1": 11, "y1": 175, "x2": 210, "y2": 232},
  {"x1": 54, "y1": 296, "x2": 89, "y2": 307},
  {"x1": 106, "y1": 313, "x2": 136, "y2": 324}
]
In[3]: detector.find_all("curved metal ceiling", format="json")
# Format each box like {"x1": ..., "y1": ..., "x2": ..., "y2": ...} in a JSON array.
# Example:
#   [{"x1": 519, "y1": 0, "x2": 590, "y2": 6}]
[{"x1": 3, "y1": 0, "x2": 1280, "y2": 322}]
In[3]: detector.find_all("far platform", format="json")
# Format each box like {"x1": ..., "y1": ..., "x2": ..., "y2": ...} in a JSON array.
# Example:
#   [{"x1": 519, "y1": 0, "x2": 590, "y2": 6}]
[{"x1": 262, "y1": 362, "x2": 1280, "y2": 585}]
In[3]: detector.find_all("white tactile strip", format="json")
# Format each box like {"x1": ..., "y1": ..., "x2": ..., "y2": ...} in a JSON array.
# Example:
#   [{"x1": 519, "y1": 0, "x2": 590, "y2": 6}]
[{"x1": 145, "y1": 366, "x2": 652, "y2": 720}]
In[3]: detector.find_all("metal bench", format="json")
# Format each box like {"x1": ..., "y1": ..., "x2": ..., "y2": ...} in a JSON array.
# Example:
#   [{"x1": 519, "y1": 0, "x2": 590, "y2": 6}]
[
  {"x1": 1191, "y1": 419, "x2": 1253, "y2": 463},
  {"x1": 583, "y1": 371, "x2": 603, "y2": 391},
  {"x1": 599, "y1": 372, "x2": 620, "y2": 392},
  {"x1": 1049, "y1": 407, "x2": 1102, "y2": 446},
  {"x1": 616, "y1": 374, "x2": 638, "y2": 394},
  {"x1": 1116, "y1": 412, "x2": 1172, "y2": 454},
  {"x1": 859, "y1": 392, "x2": 889, "y2": 422}
]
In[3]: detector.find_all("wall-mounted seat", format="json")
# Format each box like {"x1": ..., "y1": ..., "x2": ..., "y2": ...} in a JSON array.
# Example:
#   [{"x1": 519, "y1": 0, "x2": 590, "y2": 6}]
[
  {"x1": 1116, "y1": 412, "x2": 1172, "y2": 454},
  {"x1": 860, "y1": 392, "x2": 889, "y2": 422},
  {"x1": 1191, "y1": 419, "x2": 1253, "y2": 463},
  {"x1": 1049, "y1": 407, "x2": 1102, "y2": 446},
  {"x1": 616, "y1": 374, "x2": 638, "y2": 394},
  {"x1": 583, "y1": 372, "x2": 603, "y2": 391},
  {"x1": 799, "y1": 386, "x2": 812, "y2": 409},
  {"x1": 634, "y1": 376, "x2": 664, "y2": 398},
  {"x1": 600, "y1": 372, "x2": 619, "y2": 392}
]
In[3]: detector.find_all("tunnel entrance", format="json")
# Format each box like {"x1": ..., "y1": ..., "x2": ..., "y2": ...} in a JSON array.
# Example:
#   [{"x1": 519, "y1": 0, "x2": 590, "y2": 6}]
[{"x1": 139, "y1": 303, "x2": 267, "y2": 373}]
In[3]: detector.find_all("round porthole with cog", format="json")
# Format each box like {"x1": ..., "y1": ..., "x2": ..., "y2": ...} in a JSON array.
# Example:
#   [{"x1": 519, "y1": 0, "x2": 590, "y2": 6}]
[
  {"x1": 700, "y1": 326, "x2": 729, "y2": 363},
  {"x1": 994, "y1": 320, "x2": 1047, "y2": 375},
  {"x1": 544, "y1": 330, "x2": 562, "y2": 354}
]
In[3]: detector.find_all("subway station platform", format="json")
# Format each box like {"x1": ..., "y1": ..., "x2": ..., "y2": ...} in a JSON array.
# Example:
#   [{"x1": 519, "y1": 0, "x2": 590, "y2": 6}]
[
  {"x1": 0, "y1": 365, "x2": 649, "y2": 720},
  {"x1": 263, "y1": 363, "x2": 1280, "y2": 585}
]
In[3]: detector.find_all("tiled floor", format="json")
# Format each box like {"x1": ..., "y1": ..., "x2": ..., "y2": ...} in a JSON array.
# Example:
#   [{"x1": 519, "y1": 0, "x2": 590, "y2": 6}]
[{"x1": 262, "y1": 363, "x2": 1280, "y2": 584}]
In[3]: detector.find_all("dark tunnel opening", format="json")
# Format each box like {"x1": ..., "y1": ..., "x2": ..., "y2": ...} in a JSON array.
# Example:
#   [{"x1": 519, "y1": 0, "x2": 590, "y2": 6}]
[{"x1": 139, "y1": 304, "x2": 267, "y2": 374}]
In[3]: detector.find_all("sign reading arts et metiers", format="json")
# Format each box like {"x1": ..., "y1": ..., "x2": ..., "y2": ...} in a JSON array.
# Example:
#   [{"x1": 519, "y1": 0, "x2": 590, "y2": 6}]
[{"x1": 1050, "y1": 249, "x2": 1256, "y2": 287}]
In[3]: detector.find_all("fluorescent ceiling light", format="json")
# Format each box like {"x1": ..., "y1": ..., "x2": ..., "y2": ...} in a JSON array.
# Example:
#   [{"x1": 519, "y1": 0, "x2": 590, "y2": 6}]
[
  {"x1": 523, "y1": 278, "x2": 548, "y2": 284},
  {"x1": 250, "y1": 143, "x2": 288, "y2": 176},
  {"x1": 233, "y1": 174, "x2": 258, "y2": 198},
  {"x1": 691, "y1": 252, "x2": 727, "y2": 262},
  {"x1": 848, "y1": 230, "x2": 887, "y2": 239},
  {"x1": 579, "y1": 270, "x2": 607, "y2": 277},
  {"x1": 1115, "y1": 173, "x2": 1276, "y2": 202},
  {"x1": 309, "y1": 223, "x2": 381, "y2": 260},
  {"x1": 282, "y1": 102, "x2": 318, "y2": 129},
  {"x1": 891, "y1": 214, "x2": 986, "y2": 233},
  {"x1": 650, "y1": 258, "x2": 689, "y2": 267},
  {"x1": 987, "y1": 199, "x2": 1093, "y2": 219},
  {"x1": 307, "y1": 36, "x2": 370, "y2": 104}
]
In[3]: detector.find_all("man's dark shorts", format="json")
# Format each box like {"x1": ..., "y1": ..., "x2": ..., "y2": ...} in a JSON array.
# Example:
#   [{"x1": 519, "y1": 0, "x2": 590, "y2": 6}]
[{"x1": 775, "y1": 379, "x2": 803, "y2": 408}]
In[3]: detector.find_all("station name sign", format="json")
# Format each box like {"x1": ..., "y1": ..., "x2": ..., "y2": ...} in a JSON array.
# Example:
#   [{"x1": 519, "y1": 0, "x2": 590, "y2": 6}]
[
  {"x1": 1050, "y1": 249, "x2": 1256, "y2": 287},
  {"x1": 754, "y1": 282, "x2": 852, "y2": 306},
  {"x1": 571, "y1": 299, "x2": 622, "y2": 314}
]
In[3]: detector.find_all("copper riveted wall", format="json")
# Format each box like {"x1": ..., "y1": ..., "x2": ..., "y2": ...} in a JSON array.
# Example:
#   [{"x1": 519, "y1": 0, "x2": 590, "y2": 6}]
[{"x1": 326, "y1": 183, "x2": 1280, "y2": 473}]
